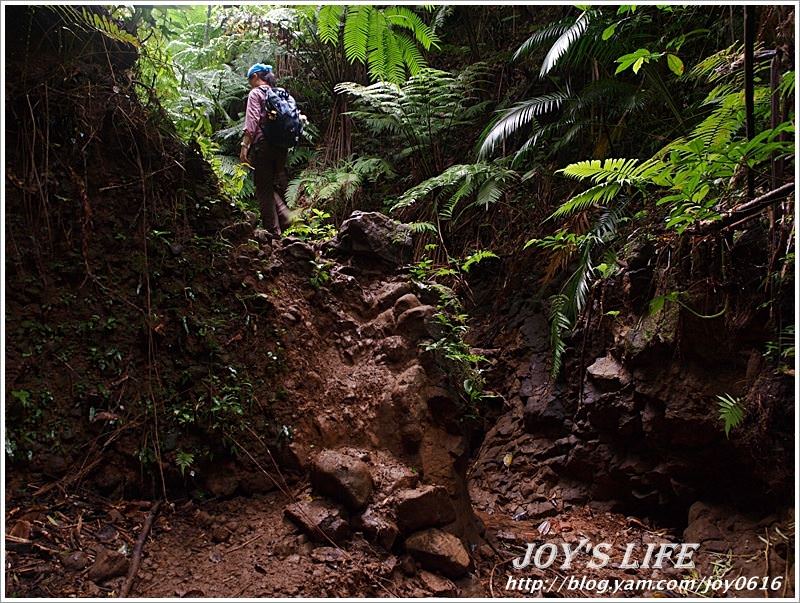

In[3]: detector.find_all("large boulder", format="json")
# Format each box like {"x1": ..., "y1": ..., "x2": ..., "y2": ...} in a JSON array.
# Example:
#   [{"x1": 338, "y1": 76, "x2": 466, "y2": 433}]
[
  {"x1": 394, "y1": 485, "x2": 456, "y2": 534},
  {"x1": 311, "y1": 449, "x2": 373, "y2": 510},
  {"x1": 404, "y1": 528, "x2": 471, "y2": 578},
  {"x1": 330, "y1": 211, "x2": 412, "y2": 267}
]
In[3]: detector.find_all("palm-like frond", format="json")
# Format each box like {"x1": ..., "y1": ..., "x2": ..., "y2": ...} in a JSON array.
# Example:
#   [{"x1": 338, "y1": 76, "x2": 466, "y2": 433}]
[
  {"x1": 539, "y1": 11, "x2": 591, "y2": 78},
  {"x1": 513, "y1": 19, "x2": 572, "y2": 61},
  {"x1": 384, "y1": 7, "x2": 439, "y2": 50},
  {"x1": 479, "y1": 92, "x2": 570, "y2": 158},
  {"x1": 548, "y1": 294, "x2": 571, "y2": 378}
]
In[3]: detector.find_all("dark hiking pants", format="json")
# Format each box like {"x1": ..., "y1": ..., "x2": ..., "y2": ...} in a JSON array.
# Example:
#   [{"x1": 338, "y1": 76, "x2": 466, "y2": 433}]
[{"x1": 253, "y1": 142, "x2": 291, "y2": 234}]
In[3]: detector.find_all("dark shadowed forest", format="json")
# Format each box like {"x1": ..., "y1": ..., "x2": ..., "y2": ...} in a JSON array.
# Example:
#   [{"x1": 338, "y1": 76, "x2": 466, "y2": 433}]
[{"x1": 3, "y1": 4, "x2": 796, "y2": 599}]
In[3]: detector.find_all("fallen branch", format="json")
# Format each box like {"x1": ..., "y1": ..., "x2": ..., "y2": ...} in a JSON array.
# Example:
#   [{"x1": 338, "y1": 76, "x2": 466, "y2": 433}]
[
  {"x1": 693, "y1": 182, "x2": 794, "y2": 234},
  {"x1": 119, "y1": 500, "x2": 162, "y2": 598}
]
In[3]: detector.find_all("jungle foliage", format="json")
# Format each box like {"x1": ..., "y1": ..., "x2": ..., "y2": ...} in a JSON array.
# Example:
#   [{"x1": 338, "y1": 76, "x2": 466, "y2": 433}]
[{"x1": 117, "y1": 4, "x2": 793, "y2": 403}]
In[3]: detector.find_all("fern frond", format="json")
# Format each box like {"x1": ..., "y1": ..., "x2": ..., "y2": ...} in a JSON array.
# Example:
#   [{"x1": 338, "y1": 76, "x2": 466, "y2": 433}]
[
  {"x1": 716, "y1": 394, "x2": 745, "y2": 437},
  {"x1": 548, "y1": 294, "x2": 571, "y2": 378},
  {"x1": 343, "y1": 5, "x2": 371, "y2": 63},
  {"x1": 408, "y1": 221, "x2": 438, "y2": 234},
  {"x1": 317, "y1": 5, "x2": 344, "y2": 44},
  {"x1": 550, "y1": 183, "x2": 622, "y2": 219},
  {"x1": 384, "y1": 6, "x2": 439, "y2": 50},
  {"x1": 461, "y1": 250, "x2": 498, "y2": 272}
]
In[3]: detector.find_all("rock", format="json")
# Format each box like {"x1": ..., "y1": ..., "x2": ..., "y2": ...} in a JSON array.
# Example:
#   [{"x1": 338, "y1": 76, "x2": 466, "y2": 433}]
[
  {"x1": 252, "y1": 228, "x2": 275, "y2": 245},
  {"x1": 369, "y1": 454, "x2": 420, "y2": 495},
  {"x1": 311, "y1": 546, "x2": 347, "y2": 564},
  {"x1": 395, "y1": 305, "x2": 436, "y2": 340},
  {"x1": 353, "y1": 508, "x2": 399, "y2": 550},
  {"x1": 523, "y1": 388, "x2": 568, "y2": 433},
  {"x1": 283, "y1": 500, "x2": 351, "y2": 544},
  {"x1": 332, "y1": 211, "x2": 413, "y2": 266},
  {"x1": 392, "y1": 293, "x2": 421, "y2": 318},
  {"x1": 195, "y1": 510, "x2": 215, "y2": 527},
  {"x1": 371, "y1": 308, "x2": 396, "y2": 337},
  {"x1": 371, "y1": 281, "x2": 413, "y2": 312},
  {"x1": 88, "y1": 548, "x2": 129, "y2": 582},
  {"x1": 587, "y1": 354, "x2": 631, "y2": 387},
  {"x1": 278, "y1": 241, "x2": 316, "y2": 264},
  {"x1": 404, "y1": 528, "x2": 471, "y2": 579},
  {"x1": 376, "y1": 335, "x2": 414, "y2": 364},
  {"x1": 239, "y1": 469, "x2": 279, "y2": 495},
  {"x1": 219, "y1": 221, "x2": 254, "y2": 244},
  {"x1": 204, "y1": 462, "x2": 239, "y2": 497},
  {"x1": 95, "y1": 524, "x2": 118, "y2": 544},
  {"x1": 418, "y1": 569, "x2": 457, "y2": 596},
  {"x1": 400, "y1": 555, "x2": 417, "y2": 576},
  {"x1": 243, "y1": 209, "x2": 259, "y2": 225},
  {"x1": 273, "y1": 535, "x2": 299, "y2": 558},
  {"x1": 211, "y1": 524, "x2": 230, "y2": 543},
  {"x1": 394, "y1": 485, "x2": 456, "y2": 534},
  {"x1": 311, "y1": 449, "x2": 373, "y2": 510},
  {"x1": 399, "y1": 422, "x2": 424, "y2": 453},
  {"x1": 61, "y1": 550, "x2": 91, "y2": 571}
]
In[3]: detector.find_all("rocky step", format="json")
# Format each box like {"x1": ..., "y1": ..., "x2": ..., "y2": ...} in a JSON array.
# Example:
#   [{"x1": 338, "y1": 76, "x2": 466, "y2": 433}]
[{"x1": 292, "y1": 446, "x2": 474, "y2": 581}]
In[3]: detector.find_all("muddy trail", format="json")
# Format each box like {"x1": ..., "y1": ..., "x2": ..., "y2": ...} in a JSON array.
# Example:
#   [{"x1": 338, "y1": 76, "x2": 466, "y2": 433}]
[
  {"x1": 5, "y1": 219, "x2": 795, "y2": 598},
  {"x1": 4, "y1": 5, "x2": 796, "y2": 600}
]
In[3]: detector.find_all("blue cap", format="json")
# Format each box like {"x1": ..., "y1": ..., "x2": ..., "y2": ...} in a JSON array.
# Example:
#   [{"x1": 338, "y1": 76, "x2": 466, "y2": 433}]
[{"x1": 247, "y1": 63, "x2": 273, "y2": 78}]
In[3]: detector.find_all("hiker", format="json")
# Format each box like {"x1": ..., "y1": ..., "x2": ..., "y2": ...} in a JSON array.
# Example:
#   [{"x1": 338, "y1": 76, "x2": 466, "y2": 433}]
[{"x1": 240, "y1": 63, "x2": 291, "y2": 234}]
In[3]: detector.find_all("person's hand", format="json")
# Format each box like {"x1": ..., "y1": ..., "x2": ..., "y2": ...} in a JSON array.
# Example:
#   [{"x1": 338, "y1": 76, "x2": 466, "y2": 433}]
[{"x1": 239, "y1": 145, "x2": 250, "y2": 164}]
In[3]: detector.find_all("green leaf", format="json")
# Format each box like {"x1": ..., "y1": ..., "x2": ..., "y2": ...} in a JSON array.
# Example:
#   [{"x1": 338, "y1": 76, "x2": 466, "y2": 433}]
[
  {"x1": 666, "y1": 53, "x2": 684, "y2": 76},
  {"x1": 716, "y1": 394, "x2": 745, "y2": 437},
  {"x1": 602, "y1": 24, "x2": 617, "y2": 41},
  {"x1": 632, "y1": 57, "x2": 645, "y2": 74}
]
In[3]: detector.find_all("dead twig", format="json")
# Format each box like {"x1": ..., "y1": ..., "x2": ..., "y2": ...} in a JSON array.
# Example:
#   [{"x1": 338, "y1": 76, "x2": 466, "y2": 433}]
[
  {"x1": 225, "y1": 531, "x2": 265, "y2": 554},
  {"x1": 119, "y1": 500, "x2": 162, "y2": 598}
]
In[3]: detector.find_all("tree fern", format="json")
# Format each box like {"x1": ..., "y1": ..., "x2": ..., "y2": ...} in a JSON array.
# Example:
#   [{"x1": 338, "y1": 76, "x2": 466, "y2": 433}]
[
  {"x1": 317, "y1": 4, "x2": 344, "y2": 44},
  {"x1": 285, "y1": 156, "x2": 394, "y2": 218},
  {"x1": 390, "y1": 162, "x2": 518, "y2": 225},
  {"x1": 316, "y1": 5, "x2": 439, "y2": 84},
  {"x1": 337, "y1": 65, "x2": 492, "y2": 178}
]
